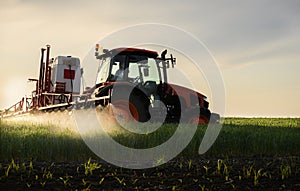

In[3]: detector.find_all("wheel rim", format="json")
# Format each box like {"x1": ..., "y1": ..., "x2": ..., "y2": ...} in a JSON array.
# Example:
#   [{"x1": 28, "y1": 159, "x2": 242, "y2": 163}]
[
  {"x1": 112, "y1": 100, "x2": 139, "y2": 122},
  {"x1": 189, "y1": 115, "x2": 209, "y2": 125}
]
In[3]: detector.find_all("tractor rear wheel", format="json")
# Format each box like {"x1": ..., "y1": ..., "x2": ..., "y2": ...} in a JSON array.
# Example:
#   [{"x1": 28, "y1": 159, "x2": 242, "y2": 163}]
[{"x1": 111, "y1": 100, "x2": 139, "y2": 122}]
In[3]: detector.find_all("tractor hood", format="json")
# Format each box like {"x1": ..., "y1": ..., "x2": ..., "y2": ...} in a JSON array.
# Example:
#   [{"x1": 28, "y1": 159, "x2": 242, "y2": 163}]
[{"x1": 162, "y1": 83, "x2": 209, "y2": 109}]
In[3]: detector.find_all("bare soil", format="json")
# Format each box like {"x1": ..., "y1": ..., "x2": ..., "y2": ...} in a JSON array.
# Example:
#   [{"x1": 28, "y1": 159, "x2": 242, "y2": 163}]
[{"x1": 1, "y1": 156, "x2": 300, "y2": 191}]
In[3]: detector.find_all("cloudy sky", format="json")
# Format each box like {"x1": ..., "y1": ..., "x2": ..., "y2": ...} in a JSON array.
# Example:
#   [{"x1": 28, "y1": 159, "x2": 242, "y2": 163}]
[{"x1": 0, "y1": 0, "x2": 299, "y2": 117}]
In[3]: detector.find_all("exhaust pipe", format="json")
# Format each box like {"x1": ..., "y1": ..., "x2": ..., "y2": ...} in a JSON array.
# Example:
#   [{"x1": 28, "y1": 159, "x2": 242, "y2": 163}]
[
  {"x1": 38, "y1": 47, "x2": 46, "y2": 94},
  {"x1": 44, "y1": 45, "x2": 51, "y2": 92}
]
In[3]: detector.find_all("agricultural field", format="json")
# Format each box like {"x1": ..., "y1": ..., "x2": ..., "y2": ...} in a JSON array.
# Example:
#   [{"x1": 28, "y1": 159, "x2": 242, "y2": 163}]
[{"x1": 0, "y1": 114, "x2": 299, "y2": 190}]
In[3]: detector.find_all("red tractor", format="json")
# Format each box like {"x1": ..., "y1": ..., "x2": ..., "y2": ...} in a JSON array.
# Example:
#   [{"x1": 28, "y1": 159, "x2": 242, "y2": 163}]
[
  {"x1": 0, "y1": 44, "x2": 219, "y2": 124},
  {"x1": 91, "y1": 45, "x2": 218, "y2": 124}
]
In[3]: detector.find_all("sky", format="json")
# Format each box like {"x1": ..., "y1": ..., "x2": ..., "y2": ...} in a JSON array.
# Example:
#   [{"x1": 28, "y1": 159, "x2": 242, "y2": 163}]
[{"x1": 0, "y1": 0, "x2": 299, "y2": 117}]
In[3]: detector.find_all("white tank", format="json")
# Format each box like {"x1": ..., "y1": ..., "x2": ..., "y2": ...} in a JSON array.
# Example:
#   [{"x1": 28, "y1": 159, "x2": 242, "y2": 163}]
[{"x1": 50, "y1": 56, "x2": 81, "y2": 94}]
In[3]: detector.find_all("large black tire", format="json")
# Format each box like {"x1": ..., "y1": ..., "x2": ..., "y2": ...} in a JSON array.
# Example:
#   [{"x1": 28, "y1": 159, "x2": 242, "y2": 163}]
[
  {"x1": 129, "y1": 92, "x2": 151, "y2": 122},
  {"x1": 183, "y1": 107, "x2": 211, "y2": 124},
  {"x1": 111, "y1": 86, "x2": 150, "y2": 123}
]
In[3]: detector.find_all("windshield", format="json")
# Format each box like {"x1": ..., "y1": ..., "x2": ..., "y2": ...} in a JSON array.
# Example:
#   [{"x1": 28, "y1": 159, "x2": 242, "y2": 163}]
[
  {"x1": 128, "y1": 57, "x2": 161, "y2": 84},
  {"x1": 96, "y1": 54, "x2": 163, "y2": 85},
  {"x1": 96, "y1": 56, "x2": 111, "y2": 84}
]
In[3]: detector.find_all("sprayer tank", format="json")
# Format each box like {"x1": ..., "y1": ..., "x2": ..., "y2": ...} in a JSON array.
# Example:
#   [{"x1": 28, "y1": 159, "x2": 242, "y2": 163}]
[{"x1": 50, "y1": 56, "x2": 81, "y2": 94}]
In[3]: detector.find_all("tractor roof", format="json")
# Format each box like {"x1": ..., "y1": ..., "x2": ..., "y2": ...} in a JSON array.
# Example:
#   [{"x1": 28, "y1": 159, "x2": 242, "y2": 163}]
[{"x1": 110, "y1": 48, "x2": 159, "y2": 58}]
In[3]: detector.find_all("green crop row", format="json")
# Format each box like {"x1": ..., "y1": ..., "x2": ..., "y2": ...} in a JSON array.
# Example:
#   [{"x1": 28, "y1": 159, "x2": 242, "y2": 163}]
[
  {"x1": 0, "y1": 120, "x2": 96, "y2": 161},
  {"x1": 0, "y1": 118, "x2": 299, "y2": 161}
]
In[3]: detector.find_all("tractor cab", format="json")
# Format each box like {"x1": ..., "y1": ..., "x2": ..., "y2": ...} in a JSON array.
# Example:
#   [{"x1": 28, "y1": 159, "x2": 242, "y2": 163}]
[
  {"x1": 95, "y1": 46, "x2": 176, "y2": 99},
  {"x1": 95, "y1": 47, "x2": 174, "y2": 87}
]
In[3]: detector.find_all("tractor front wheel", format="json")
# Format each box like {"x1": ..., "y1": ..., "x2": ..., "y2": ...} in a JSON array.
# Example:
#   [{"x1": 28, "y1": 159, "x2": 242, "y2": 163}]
[{"x1": 184, "y1": 107, "x2": 211, "y2": 125}]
